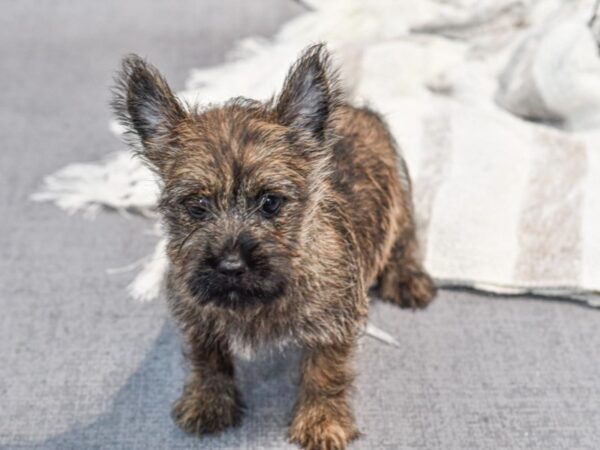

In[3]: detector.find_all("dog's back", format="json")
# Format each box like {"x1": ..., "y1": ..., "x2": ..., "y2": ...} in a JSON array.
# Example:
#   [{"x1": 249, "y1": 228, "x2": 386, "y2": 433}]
[{"x1": 329, "y1": 105, "x2": 408, "y2": 284}]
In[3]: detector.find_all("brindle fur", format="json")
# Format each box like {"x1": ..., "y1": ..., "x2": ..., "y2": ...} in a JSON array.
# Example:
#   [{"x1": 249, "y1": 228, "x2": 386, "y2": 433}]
[{"x1": 113, "y1": 44, "x2": 436, "y2": 450}]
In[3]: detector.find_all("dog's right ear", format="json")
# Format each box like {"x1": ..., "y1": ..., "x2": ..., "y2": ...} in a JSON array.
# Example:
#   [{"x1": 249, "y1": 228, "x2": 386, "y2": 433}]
[
  {"x1": 112, "y1": 54, "x2": 187, "y2": 171},
  {"x1": 276, "y1": 44, "x2": 340, "y2": 141}
]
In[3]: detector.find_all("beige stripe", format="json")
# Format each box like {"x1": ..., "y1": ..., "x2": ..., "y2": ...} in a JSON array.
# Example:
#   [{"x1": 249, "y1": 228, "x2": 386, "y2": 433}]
[
  {"x1": 581, "y1": 140, "x2": 600, "y2": 292},
  {"x1": 413, "y1": 112, "x2": 452, "y2": 256},
  {"x1": 514, "y1": 130, "x2": 587, "y2": 286}
]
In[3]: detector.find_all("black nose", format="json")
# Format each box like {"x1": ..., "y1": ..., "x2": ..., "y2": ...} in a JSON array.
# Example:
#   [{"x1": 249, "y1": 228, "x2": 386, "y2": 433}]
[{"x1": 217, "y1": 252, "x2": 246, "y2": 275}]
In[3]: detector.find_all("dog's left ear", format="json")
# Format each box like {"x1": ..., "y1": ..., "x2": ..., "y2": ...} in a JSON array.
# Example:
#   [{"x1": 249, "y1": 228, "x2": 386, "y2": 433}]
[{"x1": 276, "y1": 44, "x2": 340, "y2": 140}]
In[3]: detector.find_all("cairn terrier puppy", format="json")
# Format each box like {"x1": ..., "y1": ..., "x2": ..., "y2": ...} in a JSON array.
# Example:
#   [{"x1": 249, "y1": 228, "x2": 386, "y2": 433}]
[{"x1": 113, "y1": 44, "x2": 436, "y2": 450}]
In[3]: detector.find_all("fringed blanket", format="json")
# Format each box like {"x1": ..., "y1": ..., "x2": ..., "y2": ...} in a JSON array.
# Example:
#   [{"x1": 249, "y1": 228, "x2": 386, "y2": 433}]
[{"x1": 34, "y1": 0, "x2": 600, "y2": 306}]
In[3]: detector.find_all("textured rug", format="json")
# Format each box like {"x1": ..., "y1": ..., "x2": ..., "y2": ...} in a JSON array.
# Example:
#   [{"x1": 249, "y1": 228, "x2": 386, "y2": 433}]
[{"x1": 33, "y1": 0, "x2": 600, "y2": 306}]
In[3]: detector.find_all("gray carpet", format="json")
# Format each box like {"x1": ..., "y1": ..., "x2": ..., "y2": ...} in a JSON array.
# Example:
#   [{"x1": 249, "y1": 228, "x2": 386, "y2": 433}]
[{"x1": 1, "y1": 1, "x2": 599, "y2": 449}]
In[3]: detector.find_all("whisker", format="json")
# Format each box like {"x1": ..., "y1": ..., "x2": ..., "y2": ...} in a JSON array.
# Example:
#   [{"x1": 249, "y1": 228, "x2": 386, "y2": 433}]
[
  {"x1": 177, "y1": 226, "x2": 202, "y2": 258},
  {"x1": 247, "y1": 202, "x2": 263, "y2": 217}
]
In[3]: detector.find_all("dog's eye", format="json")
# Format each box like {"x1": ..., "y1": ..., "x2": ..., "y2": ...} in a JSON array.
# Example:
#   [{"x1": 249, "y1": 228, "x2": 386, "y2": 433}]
[
  {"x1": 183, "y1": 197, "x2": 210, "y2": 219},
  {"x1": 259, "y1": 194, "x2": 283, "y2": 217}
]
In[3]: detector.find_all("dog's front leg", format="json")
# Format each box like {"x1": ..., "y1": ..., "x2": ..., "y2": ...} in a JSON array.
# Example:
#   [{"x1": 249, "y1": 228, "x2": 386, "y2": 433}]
[
  {"x1": 171, "y1": 336, "x2": 244, "y2": 435},
  {"x1": 289, "y1": 341, "x2": 360, "y2": 450}
]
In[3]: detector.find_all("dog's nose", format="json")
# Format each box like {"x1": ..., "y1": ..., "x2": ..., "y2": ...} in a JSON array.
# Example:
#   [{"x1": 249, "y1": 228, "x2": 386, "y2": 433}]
[{"x1": 217, "y1": 253, "x2": 246, "y2": 275}]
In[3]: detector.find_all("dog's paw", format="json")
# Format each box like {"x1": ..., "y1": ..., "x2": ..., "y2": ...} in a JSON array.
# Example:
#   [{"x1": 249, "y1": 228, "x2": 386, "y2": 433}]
[
  {"x1": 380, "y1": 270, "x2": 437, "y2": 309},
  {"x1": 399, "y1": 271, "x2": 437, "y2": 309},
  {"x1": 172, "y1": 380, "x2": 244, "y2": 435},
  {"x1": 289, "y1": 410, "x2": 359, "y2": 450}
]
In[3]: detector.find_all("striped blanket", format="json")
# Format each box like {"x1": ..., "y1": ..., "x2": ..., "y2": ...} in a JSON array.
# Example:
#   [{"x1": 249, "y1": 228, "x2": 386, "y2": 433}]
[
  {"x1": 34, "y1": 0, "x2": 600, "y2": 305},
  {"x1": 409, "y1": 99, "x2": 600, "y2": 304}
]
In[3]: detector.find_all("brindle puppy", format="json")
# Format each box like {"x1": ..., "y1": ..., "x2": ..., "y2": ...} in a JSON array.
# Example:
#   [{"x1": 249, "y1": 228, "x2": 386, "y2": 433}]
[{"x1": 113, "y1": 44, "x2": 436, "y2": 450}]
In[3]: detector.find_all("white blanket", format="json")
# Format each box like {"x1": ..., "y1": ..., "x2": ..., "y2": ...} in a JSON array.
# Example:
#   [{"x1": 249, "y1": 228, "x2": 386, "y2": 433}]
[{"x1": 34, "y1": 0, "x2": 600, "y2": 306}]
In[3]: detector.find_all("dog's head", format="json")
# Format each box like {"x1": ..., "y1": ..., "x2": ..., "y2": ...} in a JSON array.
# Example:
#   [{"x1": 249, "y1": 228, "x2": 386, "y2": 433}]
[{"x1": 113, "y1": 45, "x2": 341, "y2": 309}]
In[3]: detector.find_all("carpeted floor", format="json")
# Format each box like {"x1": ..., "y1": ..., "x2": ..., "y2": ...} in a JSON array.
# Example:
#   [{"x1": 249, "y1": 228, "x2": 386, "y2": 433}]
[{"x1": 1, "y1": 1, "x2": 599, "y2": 449}]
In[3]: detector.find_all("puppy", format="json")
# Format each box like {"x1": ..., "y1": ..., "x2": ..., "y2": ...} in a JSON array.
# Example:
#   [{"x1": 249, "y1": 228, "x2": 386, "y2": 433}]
[{"x1": 113, "y1": 44, "x2": 436, "y2": 450}]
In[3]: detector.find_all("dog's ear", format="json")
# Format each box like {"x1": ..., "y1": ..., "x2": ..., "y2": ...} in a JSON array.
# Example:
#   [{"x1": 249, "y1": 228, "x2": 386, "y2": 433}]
[
  {"x1": 112, "y1": 54, "x2": 186, "y2": 170},
  {"x1": 276, "y1": 44, "x2": 340, "y2": 140}
]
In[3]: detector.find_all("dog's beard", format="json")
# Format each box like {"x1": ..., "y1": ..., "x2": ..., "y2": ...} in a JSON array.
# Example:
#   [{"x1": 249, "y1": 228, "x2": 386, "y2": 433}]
[{"x1": 187, "y1": 262, "x2": 288, "y2": 309}]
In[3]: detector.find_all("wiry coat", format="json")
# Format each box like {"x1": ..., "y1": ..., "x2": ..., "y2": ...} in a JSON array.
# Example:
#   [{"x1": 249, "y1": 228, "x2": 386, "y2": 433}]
[{"x1": 113, "y1": 44, "x2": 436, "y2": 450}]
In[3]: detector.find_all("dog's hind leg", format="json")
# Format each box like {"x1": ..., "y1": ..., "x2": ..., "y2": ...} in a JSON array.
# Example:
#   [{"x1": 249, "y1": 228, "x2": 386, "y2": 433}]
[{"x1": 376, "y1": 227, "x2": 437, "y2": 309}]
